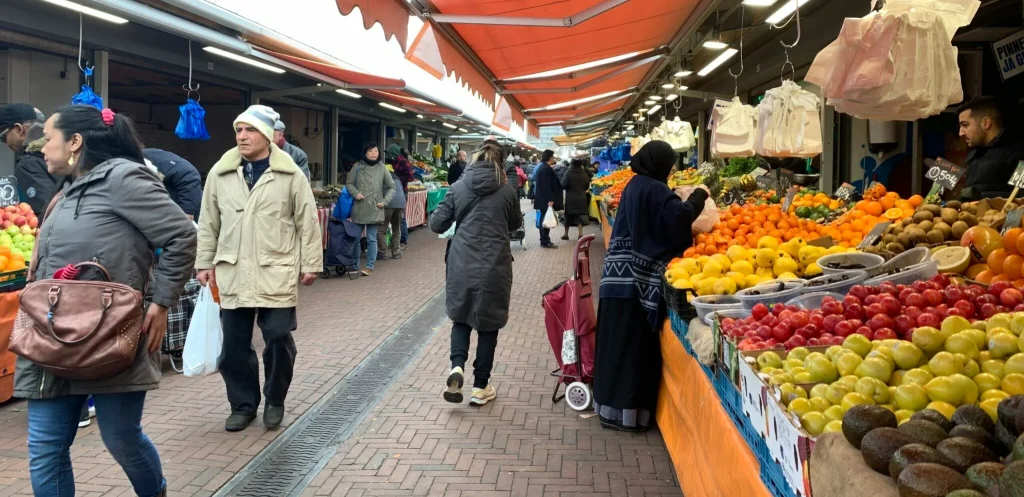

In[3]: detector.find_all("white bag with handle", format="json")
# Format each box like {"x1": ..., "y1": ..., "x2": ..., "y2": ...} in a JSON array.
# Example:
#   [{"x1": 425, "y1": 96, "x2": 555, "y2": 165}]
[
  {"x1": 182, "y1": 285, "x2": 223, "y2": 377},
  {"x1": 542, "y1": 208, "x2": 559, "y2": 229}
]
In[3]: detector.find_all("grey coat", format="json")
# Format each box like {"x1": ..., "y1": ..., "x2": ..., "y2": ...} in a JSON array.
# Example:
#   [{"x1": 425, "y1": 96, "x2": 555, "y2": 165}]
[
  {"x1": 346, "y1": 160, "x2": 396, "y2": 225},
  {"x1": 429, "y1": 161, "x2": 521, "y2": 331},
  {"x1": 15, "y1": 159, "x2": 198, "y2": 399},
  {"x1": 282, "y1": 141, "x2": 310, "y2": 181}
]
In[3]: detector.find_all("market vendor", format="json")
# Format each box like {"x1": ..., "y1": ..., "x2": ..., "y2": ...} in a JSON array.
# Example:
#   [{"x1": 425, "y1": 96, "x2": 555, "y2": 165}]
[{"x1": 957, "y1": 96, "x2": 1024, "y2": 200}]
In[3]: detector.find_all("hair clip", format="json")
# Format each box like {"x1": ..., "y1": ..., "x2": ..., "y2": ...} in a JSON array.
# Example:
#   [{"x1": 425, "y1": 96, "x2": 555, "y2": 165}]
[{"x1": 101, "y1": 108, "x2": 115, "y2": 127}]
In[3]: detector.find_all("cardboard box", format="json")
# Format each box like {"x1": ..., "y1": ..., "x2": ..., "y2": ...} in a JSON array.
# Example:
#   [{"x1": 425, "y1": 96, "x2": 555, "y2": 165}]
[{"x1": 765, "y1": 393, "x2": 815, "y2": 497}]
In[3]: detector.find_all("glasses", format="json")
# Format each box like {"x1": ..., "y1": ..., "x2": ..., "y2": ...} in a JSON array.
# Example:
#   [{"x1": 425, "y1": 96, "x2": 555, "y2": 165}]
[{"x1": 0, "y1": 126, "x2": 12, "y2": 141}]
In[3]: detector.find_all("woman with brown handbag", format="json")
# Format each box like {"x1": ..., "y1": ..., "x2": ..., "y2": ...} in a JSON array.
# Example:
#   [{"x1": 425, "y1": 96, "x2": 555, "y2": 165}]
[{"x1": 11, "y1": 105, "x2": 196, "y2": 497}]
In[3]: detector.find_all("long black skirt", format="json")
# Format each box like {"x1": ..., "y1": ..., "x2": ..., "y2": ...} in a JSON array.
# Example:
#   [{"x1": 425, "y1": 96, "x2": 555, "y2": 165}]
[{"x1": 593, "y1": 297, "x2": 662, "y2": 432}]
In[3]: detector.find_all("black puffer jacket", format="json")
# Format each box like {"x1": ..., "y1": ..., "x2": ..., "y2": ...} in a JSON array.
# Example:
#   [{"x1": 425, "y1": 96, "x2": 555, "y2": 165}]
[{"x1": 429, "y1": 161, "x2": 522, "y2": 331}]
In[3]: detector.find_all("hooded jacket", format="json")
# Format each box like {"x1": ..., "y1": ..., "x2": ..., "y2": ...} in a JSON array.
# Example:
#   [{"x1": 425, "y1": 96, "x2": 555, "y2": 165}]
[
  {"x1": 17, "y1": 123, "x2": 63, "y2": 216},
  {"x1": 142, "y1": 148, "x2": 203, "y2": 217},
  {"x1": 429, "y1": 161, "x2": 522, "y2": 331},
  {"x1": 196, "y1": 144, "x2": 323, "y2": 309},
  {"x1": 282, "y1": 141, "x2": 310, "y2": 181},
  {"x1": 15, "y1": 159, "x2": 197, "y2": 399}
]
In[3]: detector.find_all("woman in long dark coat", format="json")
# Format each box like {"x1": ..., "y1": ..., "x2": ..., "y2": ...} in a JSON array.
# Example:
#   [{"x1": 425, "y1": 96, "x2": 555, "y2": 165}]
[
  {"x1": 429, "y1": 140, "x2": 522, "y2": 406},
  {"x1": 594, "y1": 141, "x2": 708, "y2": 432},
  {"x1": 560, "y1": 158, "x2": 592, "y2": 240}
]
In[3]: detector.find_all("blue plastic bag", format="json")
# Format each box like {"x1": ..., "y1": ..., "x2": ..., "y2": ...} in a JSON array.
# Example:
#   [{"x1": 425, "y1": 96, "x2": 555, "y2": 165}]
[
  {"x1": 71, "y1": 85, "x2": 103, "y2": 110},
  {"x1": 175, "y1": 99, "x2": 210, "y2": 140},
  {"x1": 535, "y1": 210, "x2": 543, "y2": 229},
  {"x1": 333, "y1": 187, "x2": 354, "y2": 220}
]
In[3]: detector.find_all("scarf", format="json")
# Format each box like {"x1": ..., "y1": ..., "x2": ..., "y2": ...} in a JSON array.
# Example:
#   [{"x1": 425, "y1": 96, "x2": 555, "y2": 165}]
[{"x1": 630, "y1": 140, "x2": 677, "y2": 183}]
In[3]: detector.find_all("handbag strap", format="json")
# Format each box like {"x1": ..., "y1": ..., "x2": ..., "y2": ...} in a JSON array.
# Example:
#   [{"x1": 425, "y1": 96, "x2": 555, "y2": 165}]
[
  {"x1": 28, "y1": 191, "x2": 64, "y2": 282},
  {"x1": 46, "y1": 286, "x2": 113, "y2": 345}
]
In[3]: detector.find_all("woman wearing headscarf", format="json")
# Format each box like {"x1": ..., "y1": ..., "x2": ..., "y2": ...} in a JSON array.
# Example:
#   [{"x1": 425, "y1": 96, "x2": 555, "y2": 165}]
[{"x1": 594, "y1": 140, "x2": 708, "y2": 432}]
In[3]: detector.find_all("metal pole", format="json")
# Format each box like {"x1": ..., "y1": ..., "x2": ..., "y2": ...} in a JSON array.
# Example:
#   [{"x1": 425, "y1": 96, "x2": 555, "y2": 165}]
[
  {"x1": 697, "y1": 109, "x2": 706, "y2": 166},
  {"x1": 330, "y1": 107, "x2": 340, "y2": 185},
  {"x1": 94, "y1": 50, "x2": 109, "y2": 105},
  {"x1": 911, "y1": 120, "x2": 924, "y2": 195}
]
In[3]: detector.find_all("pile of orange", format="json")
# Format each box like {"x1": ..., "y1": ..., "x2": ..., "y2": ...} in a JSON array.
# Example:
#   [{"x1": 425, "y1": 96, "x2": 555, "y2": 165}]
[
  {"x1": 686, "y1": 203, "x2": 830, "y2": 257},
  {"x1": 789, "y1": 192, "x2": 843, "y2": 214},
  {"x1": 972, "y1": 228, "x2": 1024, "y2": 286},
  {"x1": 825, "y1": 192, "x2": 922, "y2": 243}
]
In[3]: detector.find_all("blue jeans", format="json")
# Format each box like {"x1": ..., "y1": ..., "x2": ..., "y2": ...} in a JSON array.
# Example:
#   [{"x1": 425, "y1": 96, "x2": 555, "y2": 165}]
[
  {"x1": 351, "y1": 223, "x2": 379, "y2": 270},
  {"x1": 28, "y1": 392, "x2": 165, "y2": 497},
  {"x1": 400, "y1": 214, "x2": 408, "y2": 245}
]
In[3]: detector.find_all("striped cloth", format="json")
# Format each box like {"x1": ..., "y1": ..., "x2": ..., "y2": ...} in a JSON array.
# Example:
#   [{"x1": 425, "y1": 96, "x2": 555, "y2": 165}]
[{"x1": 317, "y1": 206, "x2": 331, "y2": 249}]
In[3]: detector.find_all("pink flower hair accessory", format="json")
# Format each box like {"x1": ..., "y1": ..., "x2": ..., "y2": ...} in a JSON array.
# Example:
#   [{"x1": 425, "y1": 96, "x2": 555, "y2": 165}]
[{"x1": 100, "y1": 108, "x2": 115, "y2": 127}]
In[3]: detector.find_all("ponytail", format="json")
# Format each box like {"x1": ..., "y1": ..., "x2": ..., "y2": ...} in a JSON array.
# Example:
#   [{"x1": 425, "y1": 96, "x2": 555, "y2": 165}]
[{"x1": 53, "y1": 104, "x2": 144, "y2": 173}]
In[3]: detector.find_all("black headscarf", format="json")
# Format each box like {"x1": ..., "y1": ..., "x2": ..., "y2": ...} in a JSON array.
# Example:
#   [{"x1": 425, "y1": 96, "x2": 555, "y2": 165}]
[{"x1": 631, "y1": 140, "x2": 677, "y2": 183}]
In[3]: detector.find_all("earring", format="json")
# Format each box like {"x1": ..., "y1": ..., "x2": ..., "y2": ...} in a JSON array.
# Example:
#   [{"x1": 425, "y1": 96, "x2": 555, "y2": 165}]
[{"x1": 68, "y1": 155, "x2": 75, "y2": 166}]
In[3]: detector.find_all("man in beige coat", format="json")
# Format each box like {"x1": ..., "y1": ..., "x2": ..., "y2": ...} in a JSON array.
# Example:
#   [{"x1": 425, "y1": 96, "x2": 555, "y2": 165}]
[{"x1": 196, "y1": 105, "x2": 323, "y2": 431}]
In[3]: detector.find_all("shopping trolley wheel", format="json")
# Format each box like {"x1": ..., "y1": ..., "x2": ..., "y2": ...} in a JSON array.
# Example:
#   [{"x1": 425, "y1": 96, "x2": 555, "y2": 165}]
[
  {"x1": 321, "y1": 269, "x2": 332, "y2": 279},
  {"x1": 565, "y1": 382, "x2": 592, "y2": 411}
]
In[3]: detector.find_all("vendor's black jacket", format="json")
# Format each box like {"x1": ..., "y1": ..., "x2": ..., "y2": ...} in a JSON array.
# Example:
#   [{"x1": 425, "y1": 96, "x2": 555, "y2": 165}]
[
  {"x1": 532, "y1": 162, "x2": 564, "y2": 211},
  {"x1": 449, "y1": 160, "x2": 466, "y2": 185},
  {"x1": 963, "y1": 131, "x2": 1024, "y2": 199},
  {"x1": 16, "y1": 124, "x2": 62, "y2": 217},
  {"x1": 142, "y1": 148, "x2": 203, "y2": 218}
]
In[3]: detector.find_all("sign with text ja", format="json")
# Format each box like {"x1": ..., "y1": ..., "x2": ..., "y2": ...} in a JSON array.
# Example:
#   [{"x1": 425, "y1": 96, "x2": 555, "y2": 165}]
[{"x1": 993, "y1": 30, "x2": 1024, "y2": 81}]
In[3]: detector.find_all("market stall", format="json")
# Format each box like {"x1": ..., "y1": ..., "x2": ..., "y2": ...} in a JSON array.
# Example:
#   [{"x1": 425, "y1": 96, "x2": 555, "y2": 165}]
[
  {"x1": 427, "y1": 187, "x2": 449, "y2": 213},
  {"x1": 407, "y1": 190, "x2": 428, "y2": 228}
]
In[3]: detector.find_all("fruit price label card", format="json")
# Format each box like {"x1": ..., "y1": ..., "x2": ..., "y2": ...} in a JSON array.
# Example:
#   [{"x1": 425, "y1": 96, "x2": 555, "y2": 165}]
[
  {"x1": 1003, "y1": 207, "x2": 1024, "y2": 236},
  {"x1": 926, "y1": 158, "x2": 965, "y2": 191},
  {"x1": 1009, "y1": 160, "x2": 1024, "y2": 189},
  {"x1": 857, "y1": 221, "x2": 892, "y2": 250},
  {"x1": 833, "y1": 183, "x2": 857, "y2": 202},
  {"x1": 781, "y1": 186, "x2": 799, "y2": 212},
  {"x1": 0, "y1": 176, "x2": 20, "y2": 208}
]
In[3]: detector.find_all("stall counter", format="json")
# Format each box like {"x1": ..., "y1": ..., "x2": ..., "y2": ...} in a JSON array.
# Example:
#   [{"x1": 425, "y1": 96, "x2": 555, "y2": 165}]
[
  {"x1": 657, "y1": 321, "x2": 773, "y2": 497},
  {"x1": 407, "y1": 190, "x2": 428, "y2": 228}
]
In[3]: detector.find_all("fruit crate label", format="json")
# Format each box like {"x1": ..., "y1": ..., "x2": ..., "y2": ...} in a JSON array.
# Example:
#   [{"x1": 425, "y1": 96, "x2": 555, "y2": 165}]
[
  {"x1": 0, "y1": 176, "x2": 20, "y2": 208},
  {"x1": 925, "y1": 157, "x2": 965, "y2": 190},
  {"x1": 1004, "y1": 208, "x2": 1024, "y2": 235},
  {"x1": 1010, "y1": 160, "x2": 1024, "y2": 189},
  {"x1": 857, "y1": 221, "x2": 892, "y2": 249},
  {"x1": 833, "y1": 182, "x2": 857, "y2": 202}
]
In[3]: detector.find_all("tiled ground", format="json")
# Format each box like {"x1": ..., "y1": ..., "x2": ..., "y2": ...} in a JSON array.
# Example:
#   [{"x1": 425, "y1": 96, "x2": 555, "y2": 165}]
[{"x1": 0, "y1": 201, "x2": 681, "y2": 497}]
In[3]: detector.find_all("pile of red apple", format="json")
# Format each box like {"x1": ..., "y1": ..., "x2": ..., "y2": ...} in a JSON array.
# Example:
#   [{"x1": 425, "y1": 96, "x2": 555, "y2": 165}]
[
  {"x1": 2, "y1": 203, "x2": 38, "y2": 230},
  {"x1": 722, "y1": 274, "x2": 1024, "y2": 352}
]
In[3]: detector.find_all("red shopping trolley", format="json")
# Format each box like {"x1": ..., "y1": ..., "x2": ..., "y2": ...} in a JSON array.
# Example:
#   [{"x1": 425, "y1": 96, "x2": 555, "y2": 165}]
[{"x1": 542, "y1": 234, "x2": 597, "y2": 411}]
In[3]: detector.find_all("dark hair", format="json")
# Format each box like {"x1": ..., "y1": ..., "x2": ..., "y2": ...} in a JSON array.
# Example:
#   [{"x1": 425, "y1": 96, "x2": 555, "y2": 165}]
[
  {"x1": 957, "y1": 96, "x2": 1004, "y2": 127},
  {"x1": 572, "y1": 158, "x2": 587, "y2": 168},
  {"x1": 53, "y1": 105, "x2": 143, "y2": 171},
  {"x1": 542, "y1": 150, "x2": 555, "y2": 163},
  {"x1": 361, "y1": 142, "x2": 380, "y2": 162}
]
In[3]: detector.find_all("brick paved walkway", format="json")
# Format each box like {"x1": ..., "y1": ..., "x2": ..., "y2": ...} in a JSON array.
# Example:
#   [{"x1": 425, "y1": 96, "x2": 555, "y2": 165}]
[{"x1": 0, "y1": 201, "x2": 682, "y2": 497}]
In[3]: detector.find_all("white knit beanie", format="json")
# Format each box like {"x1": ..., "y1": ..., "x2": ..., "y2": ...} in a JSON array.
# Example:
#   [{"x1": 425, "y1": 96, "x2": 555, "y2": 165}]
[{"x1": 233, "y1": 105, "x2": 279, "y2": 143}]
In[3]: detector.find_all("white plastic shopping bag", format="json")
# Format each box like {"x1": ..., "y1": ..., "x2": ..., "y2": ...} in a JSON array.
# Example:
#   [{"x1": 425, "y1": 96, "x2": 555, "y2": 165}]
[
  {"x1": 676, "y1": 186, "x2": 719, "y2": 234},
  {"x1": 182, "y1": 285, "x2": 223, "y2": 377},
  {"x1": 542, "y1": 208, "x2": 558, "y2": 229}
]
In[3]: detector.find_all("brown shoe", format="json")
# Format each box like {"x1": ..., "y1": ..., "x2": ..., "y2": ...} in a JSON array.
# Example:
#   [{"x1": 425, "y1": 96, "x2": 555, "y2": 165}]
[{"x1": 360, "y1": 269, "x2": 373, "y2": 276}]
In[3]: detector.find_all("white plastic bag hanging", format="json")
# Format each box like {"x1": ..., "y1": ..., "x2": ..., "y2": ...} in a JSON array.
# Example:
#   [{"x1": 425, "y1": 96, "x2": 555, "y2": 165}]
[
  {"x1": 711, "y1": 97, "x2": 758, "y2": 158},
  {"x1": 542, "y1": 209, "x2": 559, "y2": 229},
  {"x1": 676, "y1": 186, "x2": 719, "y2": 234},
  {"x1": 182, "y1": 285, "x2": 223, "y2": 377}
]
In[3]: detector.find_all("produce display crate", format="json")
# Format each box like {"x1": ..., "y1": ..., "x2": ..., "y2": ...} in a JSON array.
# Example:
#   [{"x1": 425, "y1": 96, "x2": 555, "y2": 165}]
[
  {"x1": 661, "y1": 278, "x2": 697, "y2": 323},
  {"x1": 0, "y1": 269, "x2": 27, "y2": 293}
]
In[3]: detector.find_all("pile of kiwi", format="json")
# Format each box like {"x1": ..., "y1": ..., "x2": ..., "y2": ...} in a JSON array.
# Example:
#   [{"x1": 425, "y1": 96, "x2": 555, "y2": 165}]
[{"x1": 869, "y1": 201, "x2": 1021, "y2": 259}]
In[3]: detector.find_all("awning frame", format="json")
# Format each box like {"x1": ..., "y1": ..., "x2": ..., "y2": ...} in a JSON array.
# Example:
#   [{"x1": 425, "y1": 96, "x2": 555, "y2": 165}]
[
  {"x1": 422, "y1": 0, "x2": 629, "y2": 27},
  {"x1": 499, "y1": 53, "x2": 665, "y2": 95},
  {"x1": 496, "y1": 48, "x2": 669, "y2": 86}
]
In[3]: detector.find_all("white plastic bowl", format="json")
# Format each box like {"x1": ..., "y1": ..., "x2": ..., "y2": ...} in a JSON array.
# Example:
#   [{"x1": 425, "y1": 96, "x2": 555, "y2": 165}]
[{"x1": 817, "y1": 252, "x2": 885, "y2": 276}]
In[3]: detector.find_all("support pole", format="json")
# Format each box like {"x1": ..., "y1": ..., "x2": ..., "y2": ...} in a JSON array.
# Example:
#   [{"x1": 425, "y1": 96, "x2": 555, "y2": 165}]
[
  {"x1": 330, "y1": 107, "x2": 340, "y2": 185},
  {"x1": 94, "y1": 50, "x2": 109, "y2": 105}
]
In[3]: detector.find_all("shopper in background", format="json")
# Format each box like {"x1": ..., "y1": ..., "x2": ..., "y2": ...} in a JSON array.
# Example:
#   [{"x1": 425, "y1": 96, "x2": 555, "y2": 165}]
[
  {"x1": 532, "y1": 150, "x2": 563, "y2": 248},
  {"x1": 430, "y1": 139, "x2": 521, "y2": 406},
  {"x1": 376, "y1": 164, "x2": 405, "y2": 260},
  {"x1": 0, "y1": 103, "x2": 63, "y2": 216},
  {"x1": 143, "y1": 148, "x2": 203, "y2": 220},
  {"x1": 449, "y1": 149, "x2": 467, "y2": 185},
  {"x1": 196, "y1": 104, "x2": 322, "y2": 432},
  {"x1": 16, "y1": 104, "x2": 197, "y2": 497},
  {"x1": 387, "y1": 144, "x2": 415, "y2": 248},
  {"x1": 346, "y1": 142, "x2": 396, "y2": 276},
  {"x1": 957, "y1": 96, "x2": 1024, "y2": 200},
  {"x1": 594, "y1": 140, "x2": 707, "y2": 432},
  {"x1": 560, "y1": 158, "x2": 593, "y2": 241},
  {"x1": 273, "y1": 120, "x2": 310, "y2": 181},
  {"x1": 514, "y1": 159, "x2": 528, "y2": 199},
  {"x1": 503, "y1": 158, "x2": 520, "y2": 190}
]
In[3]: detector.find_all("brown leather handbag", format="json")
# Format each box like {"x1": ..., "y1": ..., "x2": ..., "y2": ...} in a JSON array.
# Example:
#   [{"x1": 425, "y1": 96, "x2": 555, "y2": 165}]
[
  {"x1": 9, "y1": 190, "x2": 145, "y2": 381},
  {"x1": 10, "y1": 262, "x2": 144, "y2": 380}
]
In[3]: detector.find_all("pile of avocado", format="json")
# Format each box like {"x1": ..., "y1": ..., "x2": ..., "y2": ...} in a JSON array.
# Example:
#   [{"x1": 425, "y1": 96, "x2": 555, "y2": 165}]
[{"x1": 841, "y1": 397, "x2": 1024, "y2": 497}]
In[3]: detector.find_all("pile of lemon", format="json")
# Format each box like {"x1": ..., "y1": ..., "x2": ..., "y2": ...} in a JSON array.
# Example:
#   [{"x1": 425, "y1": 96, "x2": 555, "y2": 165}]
[{"x1": 665, "y1": 237, "x2": 860, "y2": 298}]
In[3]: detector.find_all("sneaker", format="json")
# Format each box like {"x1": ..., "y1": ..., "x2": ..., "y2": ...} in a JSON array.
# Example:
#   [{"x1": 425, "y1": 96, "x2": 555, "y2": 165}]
[
  {"x1": 469, "y1": 385, "x2": 497, "y2": 406},
  {"x1": 561, "y1": 235, "x2": 570, "y2": 240},
  {"x1": 401, "y1": 243, "x2": 408, "y2": 251},
  {"x1": 392, "y1": 253, "x2": 402, "y2": 260},
  {"x1": 542, "y1": 243, "x2": 558, "y2": 249},
  {"x1": 225, "y1": 412, "x2": 257, "y2": 432},
  {"x1": 78, "y1": 406, "x2": 91, "y2": 428},
  {"x1": 360, "y1": 269, "x2": 373, "y2": 276},
  {"x1": 443, "y1": 367, "x2": 464, "y2": 403},
  {"x1": 378, "y1": 254, "x2": 389, "y2": 261},
  {"x1": 264, "y1": 405, "x2": 284, "y2": 429}
]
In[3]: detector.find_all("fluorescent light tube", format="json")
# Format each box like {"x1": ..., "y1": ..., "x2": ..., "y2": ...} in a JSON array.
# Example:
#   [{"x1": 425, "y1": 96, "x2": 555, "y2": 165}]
[
  {"x1": 665, "y1": 94, "x2": 679, "y2": 102},
  {"x1": 458, "y1": 128, "x2": 468, "y2": 132},
  {"x1": 675, "y1": 70, "x2": 693, "y2": 77},
  {"x1": 379, "y1": 102, "x2": 407, "y2": 113},
  {"x1": 647, "y1": 105, "x2": 662, "y2": 115},
  {"x1": 703, "y1": 40, "x2": 729, "y2": 50},
  {"x1": 335, "y1": 89, "x2": 361, "y2": 99},
  {"x1": 41, "y1": 0, "x2": 129, "y2": 24},
  {"x1": 678, "y1": 85, "x2": 689, "y2": 91},
  {"x1": 626, "y1": 125, "x2": 635, "y2": 130},
  {"x1": 645, "y1": 100, "x2": 656, "y2": 106},
  {"x1": 743, "y1": 0, "x2": 778, "y2": 6},
  {"x1": 661, "y1": 83, "x2": 676, "y2": 89},
  {"x1": 766, "y1": 0, "x2": 810, "y2": 25},
  {"x1": 442, "y1": 123, "x2": 457, "y2": 129},
  {"x1": 504, "y1": 51, "x2": 643, "y2": 81},
  {"x1": 697, "y1": 48, "x2": 738, "y2": 76},
  {"x1": 650, "y1": 95, "x2": 663, "y2": 101},
  {"x1": 204, "y1": 47, "x2": 285, "y2": 74},
  {"x1": 524, "y1": 88, "x2": 633, "y2": 112},
  {"x1": 416, "y1": 114, "x2": 424, "y2": 119}
]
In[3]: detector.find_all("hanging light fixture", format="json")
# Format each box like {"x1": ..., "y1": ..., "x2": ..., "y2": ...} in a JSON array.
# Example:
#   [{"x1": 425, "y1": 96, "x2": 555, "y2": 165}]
[
  {"x1": 661, "y1": 83, "x2": 675, "y2": 89},
  {"x1": 649, "y1": 95, "x2": 663, "y2": 101}
]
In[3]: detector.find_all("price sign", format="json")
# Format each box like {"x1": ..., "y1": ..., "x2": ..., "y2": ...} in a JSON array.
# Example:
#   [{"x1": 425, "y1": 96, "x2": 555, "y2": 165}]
[
  {"x1": 1009, "y1": 161, "x2": 1024, "y2": 189},
  {"x1": 925, "y1": 158, "x2": 965, "y2": 190},
  {"x1": 1004, "y1": 208, "x2": 1024, "y2": 236},
  {"x1": 0, "y1": 176, "x2": 20, "y2": 208},
  {"x1": 722, "y1": 189, "x2": 745, "y2": 206},
  {"x1": 773, "y1": 168, "x2": 795, "y2": 192},
  {"x1": 781, "y1": 187, "x2": 798, "y2": 212},
  {"x1": 697, "y1": 161, "x2": 718, "y2": 178},
  {"x1": 834, "y1": 183, "x2": 857, "y2": 202},
  {"x1": 857, "y1": 221, "x2": 892, "y2": 250},
  {"x1": 757, "y1": 174, "x2": 772, "y2": 190}
]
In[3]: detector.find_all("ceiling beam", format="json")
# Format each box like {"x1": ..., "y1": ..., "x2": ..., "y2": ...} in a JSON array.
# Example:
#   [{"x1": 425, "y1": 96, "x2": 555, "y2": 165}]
[
  {"x1": 424, "y1": 0, "x2": 629, "y2": 27},
  {"x1": 253, "y1": 85, "x2": 336, "y2": 99}
]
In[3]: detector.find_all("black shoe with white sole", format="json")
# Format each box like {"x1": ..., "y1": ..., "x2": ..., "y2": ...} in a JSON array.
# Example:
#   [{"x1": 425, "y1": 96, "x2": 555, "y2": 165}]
[{"x1": 443, "y1": 367, "x2": 464, "y2": 403}]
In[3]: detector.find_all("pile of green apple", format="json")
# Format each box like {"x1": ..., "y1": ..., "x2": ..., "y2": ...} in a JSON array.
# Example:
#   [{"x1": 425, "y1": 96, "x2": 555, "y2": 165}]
[{"x1": 754, "y1": 312, "x2": 1024, "y2": 437}]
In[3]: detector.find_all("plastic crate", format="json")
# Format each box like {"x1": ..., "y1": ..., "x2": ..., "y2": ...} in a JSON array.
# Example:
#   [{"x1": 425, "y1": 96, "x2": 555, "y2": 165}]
[
  {"x1": 668, "y1": 308, "x2": 688, "y2": 342},
  {"x1": 734, "y1": 413, "x2": 797, "y2": 497},
  {"x1": 662, "y1": 277, "x2": 697, "y2": 322},
  {"x1": 713, "y1": 367, "x2": 743, "y2": 423},
  {"x1": 0, "y1": 269, "x2": 27, "y2": 293}
]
